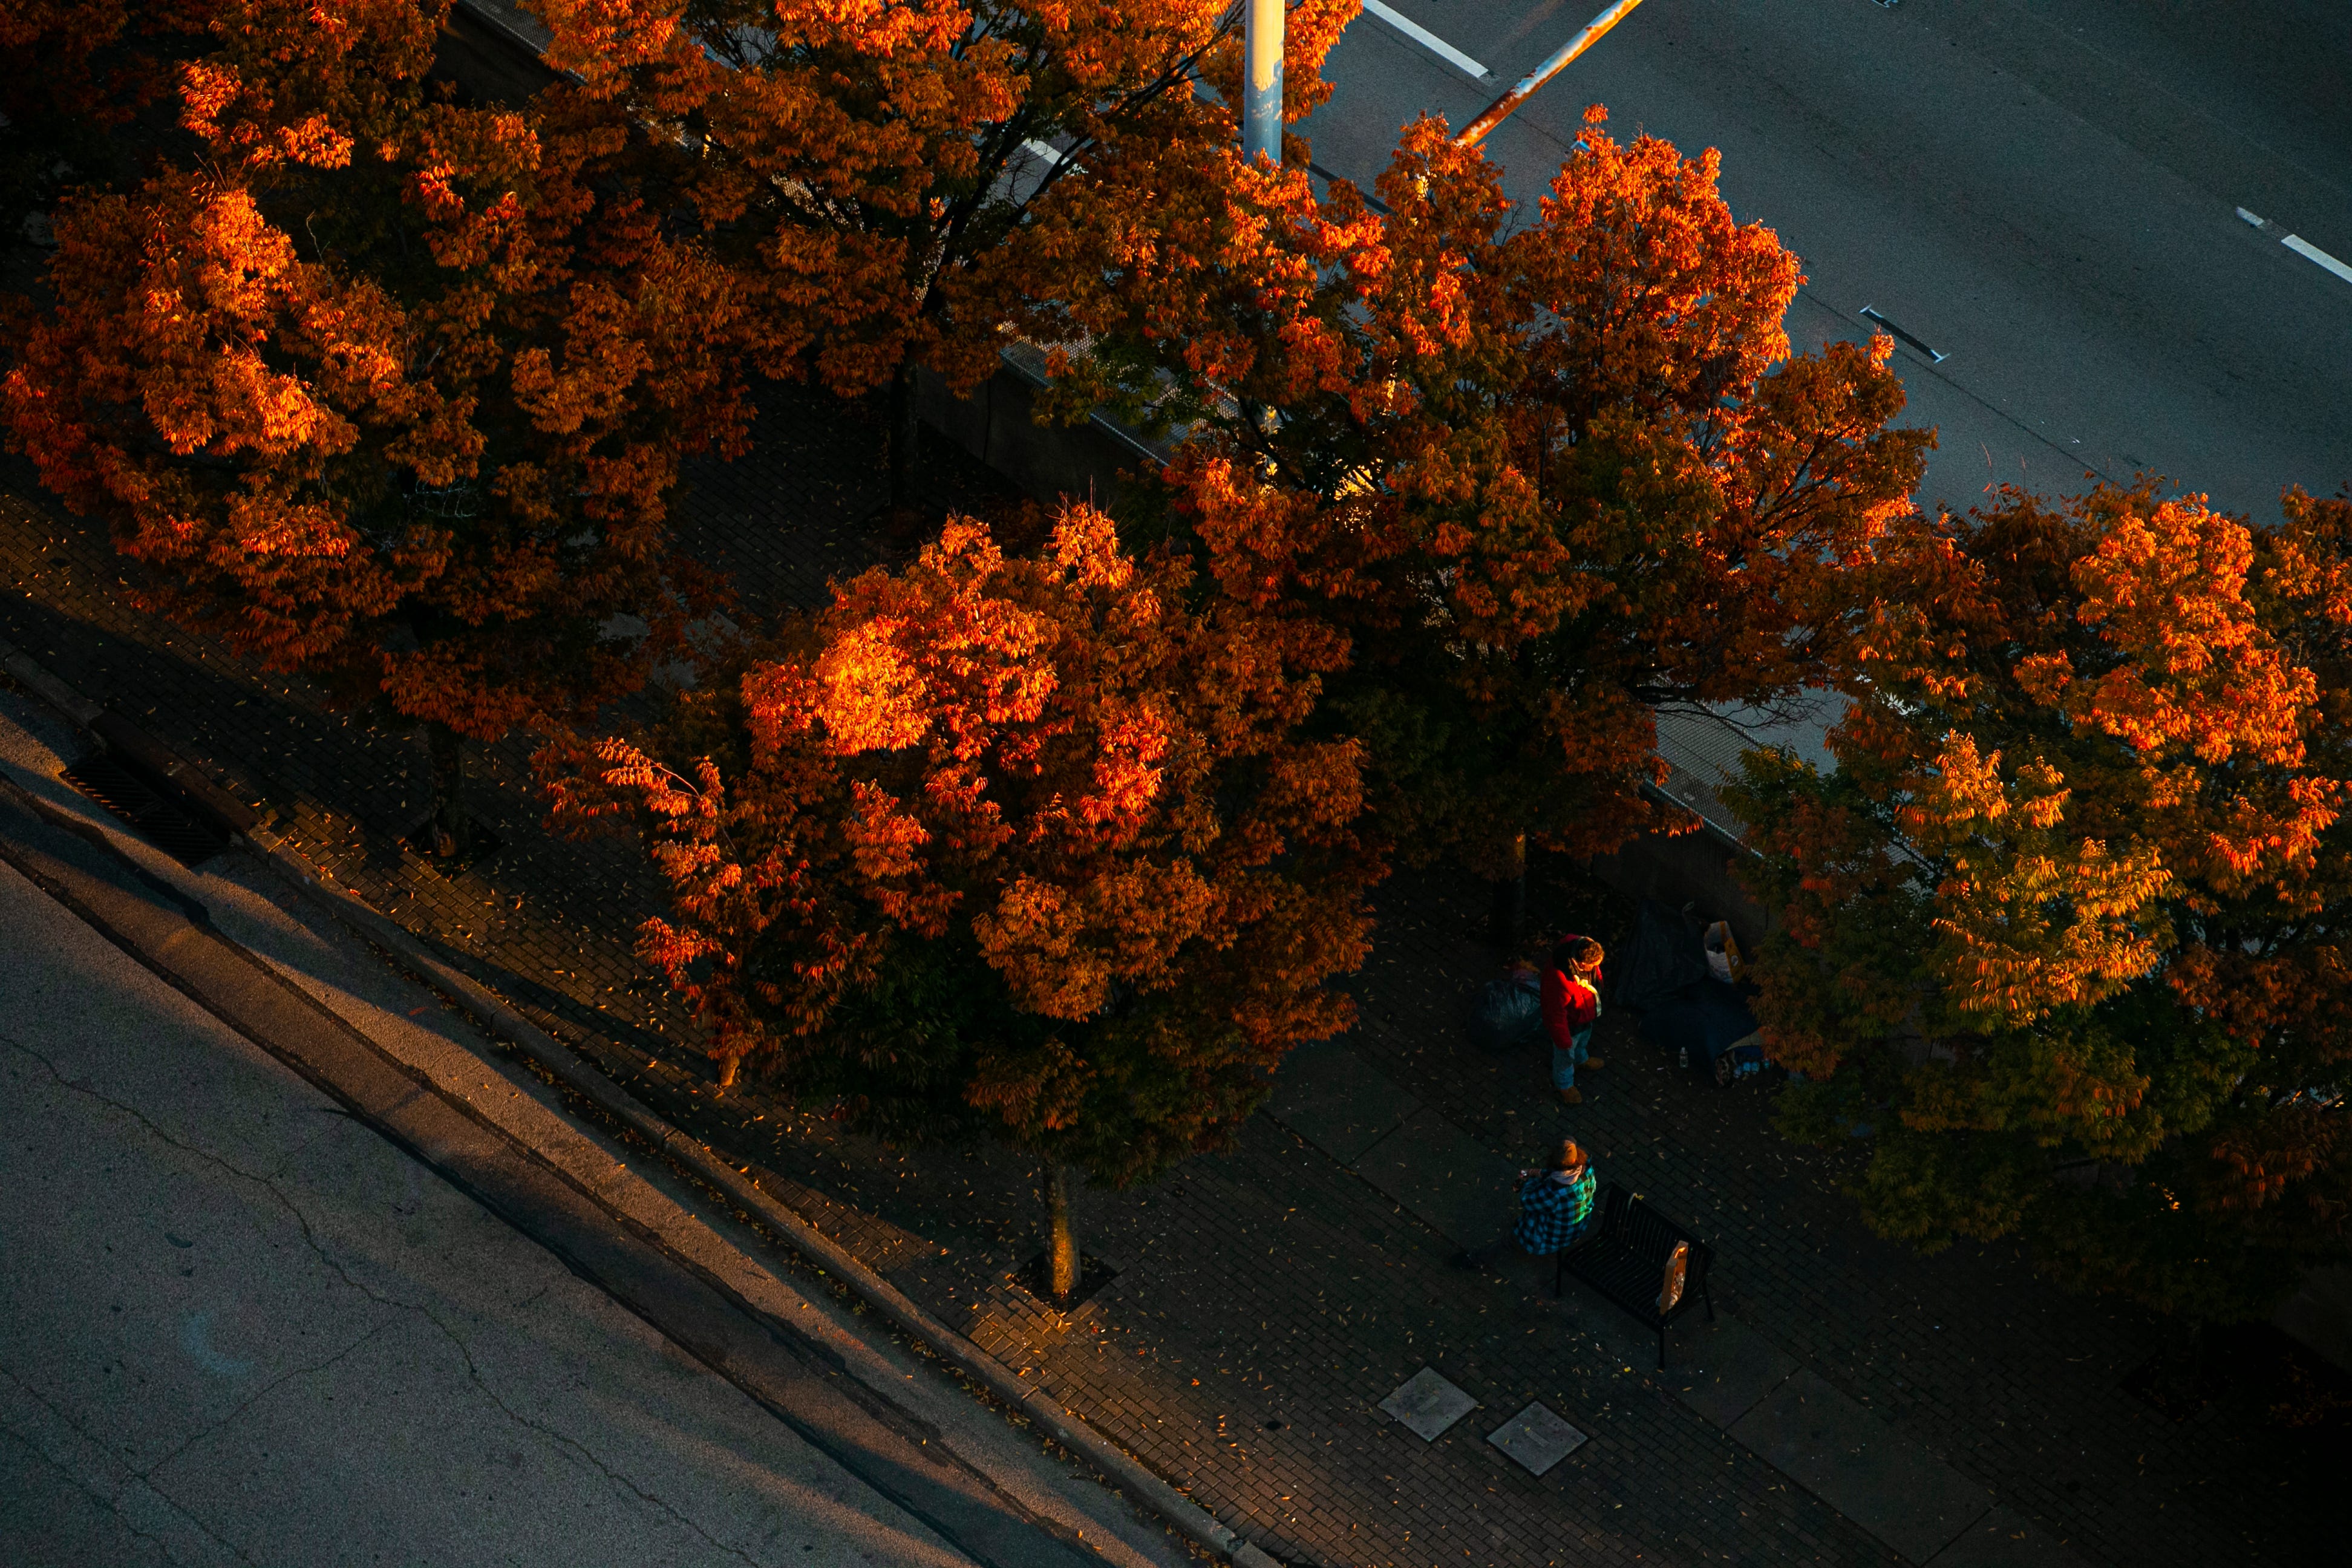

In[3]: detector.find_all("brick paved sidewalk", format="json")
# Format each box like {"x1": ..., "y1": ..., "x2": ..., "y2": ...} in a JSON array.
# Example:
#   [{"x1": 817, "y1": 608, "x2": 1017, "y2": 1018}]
[{"x1": 0, "y1": 379, "x2": 2334, "y2": 1567}]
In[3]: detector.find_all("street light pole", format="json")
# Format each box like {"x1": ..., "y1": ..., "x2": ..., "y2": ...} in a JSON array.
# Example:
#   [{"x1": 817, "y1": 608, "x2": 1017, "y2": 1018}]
[
  {"x1": 1455, "y1": 0, "x2": 1645, "y2": 148},
  {"x1": 1243, "y1": 0, "x2": 1284, "y2": 165}
]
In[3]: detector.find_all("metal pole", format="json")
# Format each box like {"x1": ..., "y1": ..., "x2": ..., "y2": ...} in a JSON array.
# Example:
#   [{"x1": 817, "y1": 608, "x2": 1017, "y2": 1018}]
[
  {"x1": 1455, "y1": 0, "x2": 1645, "y2": 148},
  {"x1": 1243, "y1": 0, "x2": 1284, "y2": 165}
]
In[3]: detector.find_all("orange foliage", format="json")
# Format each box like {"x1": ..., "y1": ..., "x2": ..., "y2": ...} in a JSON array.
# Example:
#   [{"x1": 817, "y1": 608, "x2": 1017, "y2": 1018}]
[
  {"x1": 1733, "y1": 481, "x2": 2352, "y2": 1317},
  {"x1": 3, "y1": 2, "x2": 750, "y2": 757},
  {"x1": 531, "y1": 0, "x2": 1357, "y2": 498},
  {"x1": 558, "y1": 506, "x2": 1378, "y2": 1183},
  {"x1": 1063, "y1": 112, "x2": 1926, "y2": 875}
]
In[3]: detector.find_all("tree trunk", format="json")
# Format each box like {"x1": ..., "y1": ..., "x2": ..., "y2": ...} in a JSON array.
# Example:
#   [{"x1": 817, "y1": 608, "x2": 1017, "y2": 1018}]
[
  {"x1": 886, "y1": 359, "x2": 922, "y2": 521},
  {"x1": 1486, "y1": 831, "x2": 1527, "y2": 950},
  {"x1": 1044, "y1": 1162, "x2": 1078, "y2": 1305},
  {"x1": 425, "y1": 722, "x2": 471, "y2": 860}
]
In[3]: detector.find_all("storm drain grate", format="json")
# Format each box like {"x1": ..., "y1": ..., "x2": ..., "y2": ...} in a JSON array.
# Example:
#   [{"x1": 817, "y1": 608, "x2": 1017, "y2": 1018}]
[{"x1": 62, "y1": 753, "x2": 232, "y2": 866}]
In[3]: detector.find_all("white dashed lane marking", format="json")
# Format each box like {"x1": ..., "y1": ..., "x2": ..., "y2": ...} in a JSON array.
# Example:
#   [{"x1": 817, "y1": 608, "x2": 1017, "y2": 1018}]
[
  {"x1": 1363, "y1": 1, "x2": 1492, "y2": 80},
  {"x1": 2238, "y1": 206, "x2": 2352, "y2": 287}
]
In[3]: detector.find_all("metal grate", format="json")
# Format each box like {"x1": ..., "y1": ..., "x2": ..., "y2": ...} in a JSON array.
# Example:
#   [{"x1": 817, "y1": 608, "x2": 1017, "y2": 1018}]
[
  {"x1": 61, "y1": 753, "x2": 232, "y2": 866},
  {"x1": 1013, "y1": 1250, "x2": 1120, "y2": 1310}
]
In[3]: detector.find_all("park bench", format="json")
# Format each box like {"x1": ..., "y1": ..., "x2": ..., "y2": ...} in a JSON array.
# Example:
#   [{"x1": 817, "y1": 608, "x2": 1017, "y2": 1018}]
[{"x1": 1555, "y1": 1183, "x2": 1715, "y2": 1369}]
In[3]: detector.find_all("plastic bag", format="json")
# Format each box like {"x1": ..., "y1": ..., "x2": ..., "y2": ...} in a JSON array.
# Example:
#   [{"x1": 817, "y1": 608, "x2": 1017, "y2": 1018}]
[
  {"x1": 1704, "y1": 920, "x2": 1742, "y2": 984},
  {"x1": 1471, "y1": 969, "x2": 1544, "y2": 1053},
  {"x1": 1658, "y1": 1240, "x2": 1690, "y2": 1313}
]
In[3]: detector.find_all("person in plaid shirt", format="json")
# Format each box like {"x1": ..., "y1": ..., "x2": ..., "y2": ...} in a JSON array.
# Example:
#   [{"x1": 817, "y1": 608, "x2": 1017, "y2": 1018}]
[{"x1": 1452, "y1": 1140, "x2": 1598, "y2": 1271}]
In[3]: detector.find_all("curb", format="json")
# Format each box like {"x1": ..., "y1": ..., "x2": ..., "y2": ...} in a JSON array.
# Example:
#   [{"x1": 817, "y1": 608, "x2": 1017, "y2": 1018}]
[
  {"x1": 244, "y1": 831, "x2": 1282, "y2": 1568},
  {"x1": 0, "y1": 765, "x2": 1110, "y2": 1567},
  {"x1": 0, "y1": 634, "x2": 1284, "y2": 1568}
]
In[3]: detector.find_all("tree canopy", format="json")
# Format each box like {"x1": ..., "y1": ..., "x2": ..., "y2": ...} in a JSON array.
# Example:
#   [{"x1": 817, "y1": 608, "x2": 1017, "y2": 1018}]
[
  {"x1": 1061, "y1": 111, "x2": 1929, "y2": 879},
  {"x1": 3, "y1": 0, "x2": 750, "y2": 844},
  {"x1": 1730, "y1": 482, "x2": 2352, "y2": 1320},
  {"x1": 20, "y1": 1, "x2": 2346, "y2": 1330},
  {"x1": 531, "y1": 0, "x2": 1359, "y2": 505},
  {"x1": 555, "y1": 505, "x2": 1378, "y2": 1187}
]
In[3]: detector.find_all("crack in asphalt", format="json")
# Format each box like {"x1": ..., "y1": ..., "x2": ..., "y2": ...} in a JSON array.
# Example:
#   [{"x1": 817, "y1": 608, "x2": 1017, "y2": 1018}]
[
  {"x1": 137, "y1": 1321, "x2": 403, "y2": 1487},
  {"x1": 416, "y1": 1292, "x2": 771, "y2": 1568},
  {"x1": 0, "y1": 1364, "x2": 253, "y2": 1568},
  {"x1": 2, "y1": 1031, "x2": 774, "y2": 1566},
  {"x1": 1, "y1": 1030, "x2": 420, "y2": 1312}
]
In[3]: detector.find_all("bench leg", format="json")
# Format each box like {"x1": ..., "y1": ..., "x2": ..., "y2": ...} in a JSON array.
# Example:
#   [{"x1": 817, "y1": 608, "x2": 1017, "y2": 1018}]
[
  {"x1": 1656, "y1": 1326, "x2": 1667, "y2": 1372},
  {"x1": 1553, "y1": 1247, "x2": 1564, "y2": 1299}
]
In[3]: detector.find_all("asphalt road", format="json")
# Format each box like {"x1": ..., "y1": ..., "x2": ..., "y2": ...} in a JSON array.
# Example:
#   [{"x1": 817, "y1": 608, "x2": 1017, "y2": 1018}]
[
  {"x1": 0, "y1": 852, "x2": 1016, "y2": 1568},
  {"x1": 1302, "y1": 0, "x2": 2352, "y2": 520}
]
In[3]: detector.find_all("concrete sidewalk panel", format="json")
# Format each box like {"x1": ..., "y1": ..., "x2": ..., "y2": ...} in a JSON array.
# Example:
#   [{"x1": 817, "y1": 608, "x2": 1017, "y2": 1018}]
[
  {"x1": 1729, "y1": 1369, "x2": 1991, "y2": 1565},
  {"x1": 1486, "y1": 1402, "x2": 1586, "y2": 1476},
  {"x1": 1925, "y1": 1504, "x2": 2081, "y2": 1568},
  {"x1": 1377, "y1": 1366, "x2": 1478, "y2": 1441},
  {"x1": 1673, "y1": 1313, "x2": 1799, "y2": 1428},
  {"x1": 1347, "y1": 1106, "x2": 1521, "y2": 1247},
  {"x1": 1263, "y1": 1039, "x2": 1419, "y2": 1165}
]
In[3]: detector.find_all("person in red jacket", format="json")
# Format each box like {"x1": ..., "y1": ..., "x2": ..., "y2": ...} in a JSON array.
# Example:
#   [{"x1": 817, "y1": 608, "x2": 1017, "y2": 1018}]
[{"x1": 1542, "y1": 935, "x2": 1606, "y2": 1105}]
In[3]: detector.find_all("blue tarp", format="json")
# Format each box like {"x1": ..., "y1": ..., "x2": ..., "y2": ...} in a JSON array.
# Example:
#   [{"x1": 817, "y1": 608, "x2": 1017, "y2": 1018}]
[{"x1": 1609, "y1": 900, "x2": 1710, "y2": 1014}]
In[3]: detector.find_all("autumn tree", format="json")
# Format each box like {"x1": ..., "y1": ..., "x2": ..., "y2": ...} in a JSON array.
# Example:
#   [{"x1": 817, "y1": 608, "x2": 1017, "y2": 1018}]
[
  {"x1": 529, "y1": 0, "x2": 1357, "y2": 516},
  {"x1": 0, "y1": 0, "x2": 218, "y2": 215},
  {"x1": 1051, "y1": 111, "x2": 1929, "y2": 927},
  {"x1": 555, "y1": 505, "x2": 1377, "y2": 1300},
  {"x1": 2, "y1": 0, "x2": 750, "y2": 852},
  {"x1": 1727, "y1": 480, "x2": 2352, "y2": 1324}
]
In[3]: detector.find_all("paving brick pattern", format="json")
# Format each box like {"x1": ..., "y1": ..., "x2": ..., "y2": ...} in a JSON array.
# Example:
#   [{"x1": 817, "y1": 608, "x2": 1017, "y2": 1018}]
[
  {"x1": 0, "y1": 379, "x2": 2330, "y2": 1567},
  {"x1": 1321, "y1": 883, "x2": 2319, "y2": 1565}
]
